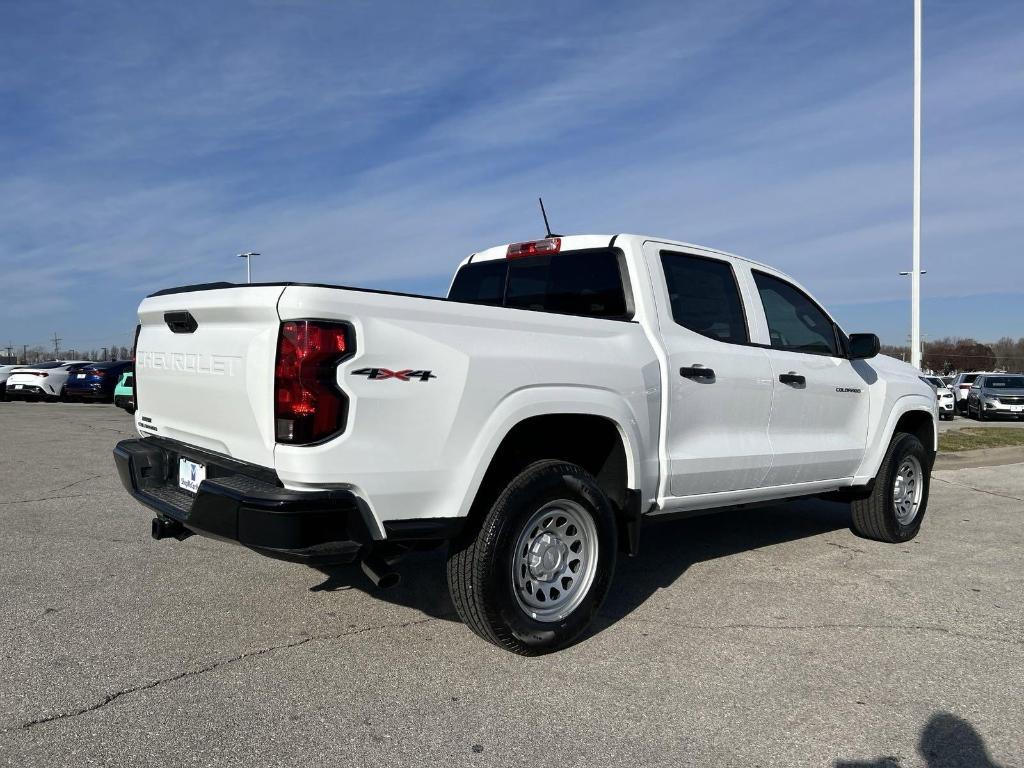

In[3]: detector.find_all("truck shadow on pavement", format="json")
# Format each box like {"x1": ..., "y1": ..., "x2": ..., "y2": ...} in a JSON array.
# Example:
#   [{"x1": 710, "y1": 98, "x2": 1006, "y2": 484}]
[
  {"x1": 834, "y1": 711, "x2": 1006, "y2": 768},
  {"x1": 308, "y1": 497, "x2": 854, "y2": 629}
]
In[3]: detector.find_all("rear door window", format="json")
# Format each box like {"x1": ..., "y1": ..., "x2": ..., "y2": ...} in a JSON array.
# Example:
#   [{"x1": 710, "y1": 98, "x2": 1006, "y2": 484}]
[{"x1": 659, "y1": 251, "x2": 749, "y2": 344}]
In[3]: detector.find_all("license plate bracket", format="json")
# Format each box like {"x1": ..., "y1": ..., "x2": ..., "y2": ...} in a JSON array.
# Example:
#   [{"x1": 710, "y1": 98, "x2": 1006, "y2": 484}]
[{"x1": 178, "y1": 457, "x2": 206, "y2": 494}]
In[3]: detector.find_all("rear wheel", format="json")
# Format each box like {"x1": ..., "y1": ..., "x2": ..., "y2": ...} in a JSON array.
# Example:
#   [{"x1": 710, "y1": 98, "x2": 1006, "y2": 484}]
[
  {"x1": 446, "y1": 460, "x2": 618, "y2": 655},
  {"x1": 851, "y1": 432, "x2": 930, "y2": 543}
]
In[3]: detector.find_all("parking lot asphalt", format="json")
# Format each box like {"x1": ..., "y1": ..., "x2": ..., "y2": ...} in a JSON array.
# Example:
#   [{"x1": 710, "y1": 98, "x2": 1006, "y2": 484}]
[{"x1": 1, "y1": 402, "x2": 1021, "y2": 767}]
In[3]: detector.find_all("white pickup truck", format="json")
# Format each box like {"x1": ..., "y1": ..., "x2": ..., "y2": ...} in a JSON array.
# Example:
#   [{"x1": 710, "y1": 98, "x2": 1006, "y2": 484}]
[{"x1": 114, "y1": 234, "x2": 937, "y2": 654}]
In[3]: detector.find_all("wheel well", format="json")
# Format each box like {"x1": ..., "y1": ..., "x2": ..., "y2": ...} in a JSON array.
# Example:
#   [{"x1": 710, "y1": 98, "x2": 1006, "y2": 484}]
[
  {"x1": 471, "y1": 414, "x2": 630, "y2": 518},
  {"x1": 894, "y1": 409, "x2": 935, "y2": 457}
]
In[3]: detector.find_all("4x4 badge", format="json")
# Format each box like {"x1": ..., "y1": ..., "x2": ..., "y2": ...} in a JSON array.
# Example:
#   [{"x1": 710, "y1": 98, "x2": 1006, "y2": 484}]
[{"x1": 352, "y1": 368, "x2": 436, "y2": 382}]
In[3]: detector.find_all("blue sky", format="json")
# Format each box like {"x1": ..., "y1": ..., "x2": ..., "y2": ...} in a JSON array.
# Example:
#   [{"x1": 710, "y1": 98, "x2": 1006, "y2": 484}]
[{"x1": 1, "y1": 0, "x2": 1021, "y2": 351}]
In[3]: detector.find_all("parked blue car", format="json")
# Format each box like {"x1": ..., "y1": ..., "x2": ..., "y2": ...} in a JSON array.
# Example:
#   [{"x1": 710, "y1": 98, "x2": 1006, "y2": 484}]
[{"x1": 63, "y1": 360, "x2": 133, "y2": 403}]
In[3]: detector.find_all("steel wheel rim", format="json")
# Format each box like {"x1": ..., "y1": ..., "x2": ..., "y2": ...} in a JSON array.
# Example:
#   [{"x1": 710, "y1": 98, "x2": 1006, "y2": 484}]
[
  {"x1": 892, "y1": 454, "x2": 924, "y2": 526},
  {"x1": 512, "y1": 500, "x2": 599, "y2": 623}
]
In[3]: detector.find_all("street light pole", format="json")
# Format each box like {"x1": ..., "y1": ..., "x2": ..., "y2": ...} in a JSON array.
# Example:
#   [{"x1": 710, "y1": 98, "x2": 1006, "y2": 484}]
[
  {"x1": 238, "y1": 252, "x2": 260, "y2": 284},
  {"x1": 911, "y1": 0, "x2": 922, "y2": 369}
]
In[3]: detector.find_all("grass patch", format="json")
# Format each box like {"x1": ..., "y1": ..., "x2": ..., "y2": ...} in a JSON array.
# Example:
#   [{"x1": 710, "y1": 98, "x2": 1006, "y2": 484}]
[{"x1": 939, "y1": 427, "x2": 1024, "y2": 452}]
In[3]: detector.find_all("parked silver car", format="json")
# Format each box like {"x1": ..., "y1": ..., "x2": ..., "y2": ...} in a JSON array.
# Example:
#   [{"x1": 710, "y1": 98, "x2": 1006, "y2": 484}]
[{"x1": 966, "y1": 374, "x2": 1024, "y2": 420}]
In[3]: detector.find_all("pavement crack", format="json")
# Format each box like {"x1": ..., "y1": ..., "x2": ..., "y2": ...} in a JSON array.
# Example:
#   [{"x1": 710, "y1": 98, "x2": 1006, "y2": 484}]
[
  {"x1": 932, "y1": 476, "x2": 1024, "y2": 503},
  {"x1": 826, "y1": 541, "x2": 867, "y2": 554},
  {"x1": 43, "y1": 473, "x2": 105, "y2": 494},
  {"x1": 0, "y1": 493, "x2": 94, "y2": 506},
  {"x1": 13, "y1": 617, "x2": 435, "y2": 731}
]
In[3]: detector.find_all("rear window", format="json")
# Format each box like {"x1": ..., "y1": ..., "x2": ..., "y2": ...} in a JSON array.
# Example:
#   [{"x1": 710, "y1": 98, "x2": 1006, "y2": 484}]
[
  {"x1": 448, "y1": 259, "x2": 508, "y2": 306},
  {"x1": 961, "y1": 374, "x2": 978, "y2": 384},
  {"x1": 448, "y1": 249, "x2": 629, "y2": 320}
]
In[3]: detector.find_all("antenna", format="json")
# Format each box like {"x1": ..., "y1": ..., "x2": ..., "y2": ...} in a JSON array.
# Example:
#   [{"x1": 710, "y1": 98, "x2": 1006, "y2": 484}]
[{"x1": 538, "y1": 197, "x2": 561, "y2": 238}]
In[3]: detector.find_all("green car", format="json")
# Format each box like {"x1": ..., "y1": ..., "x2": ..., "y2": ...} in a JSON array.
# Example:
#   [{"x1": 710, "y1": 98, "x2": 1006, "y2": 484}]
[{"x1": 113, "y1": 368, "x2": 135, "y2": 414}]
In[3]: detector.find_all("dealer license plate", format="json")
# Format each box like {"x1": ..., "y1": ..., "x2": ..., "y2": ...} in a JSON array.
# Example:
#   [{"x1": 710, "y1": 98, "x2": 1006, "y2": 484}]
[
  {"x1": 1012, "y1": 406, "x2": 1023, "y2": 413},
  {"x1": 178, "y1": 458, "x2": 206, "y2": 494},
  {"x1": 77, "y1": 373, "x2": 86, "y2": 378}
]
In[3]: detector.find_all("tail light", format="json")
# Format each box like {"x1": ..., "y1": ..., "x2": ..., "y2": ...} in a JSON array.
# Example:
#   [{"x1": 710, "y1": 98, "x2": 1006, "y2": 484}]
[
  {"x1": 274, "y1": 320, "x2": 354, "y2": 444},
  {"x1": 507, "y1": 237, "x2": 561, "y2": 258}
]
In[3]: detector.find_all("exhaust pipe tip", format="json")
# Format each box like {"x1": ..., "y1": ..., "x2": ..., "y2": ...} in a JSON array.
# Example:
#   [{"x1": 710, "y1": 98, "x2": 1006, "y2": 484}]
[{"x1": 360, "y1": 554, "x2": 401, "y2": 590}]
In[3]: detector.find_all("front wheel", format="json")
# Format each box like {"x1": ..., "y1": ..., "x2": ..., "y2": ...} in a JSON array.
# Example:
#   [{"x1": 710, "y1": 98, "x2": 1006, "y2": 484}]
[
  {"x1": 851, "y1": 432, "x2": 931, "y2": 543},
  {"x1": 446, "y1": 460, "x2": 618, "y2": 655}
]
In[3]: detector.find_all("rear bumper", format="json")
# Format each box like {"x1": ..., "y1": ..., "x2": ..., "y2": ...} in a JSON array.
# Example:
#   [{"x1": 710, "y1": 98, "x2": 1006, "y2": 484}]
[
  {"x1": 65, "y1": 387, "x2": 112, "y2": 400},
  {"x1": 113, "y1": 438, "x2": 376, "y2": 565},
  {"x1": 5, "y1": 384, "x2": 49, "y2": 399}
]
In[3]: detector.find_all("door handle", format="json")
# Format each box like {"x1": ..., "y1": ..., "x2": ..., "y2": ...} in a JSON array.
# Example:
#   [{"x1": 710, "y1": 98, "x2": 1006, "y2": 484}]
[
  {"x1": 779, "y1": 372, "x2": 805, "y2": 386},
  {"x1": 680, "y1": 365, "x2": 715, "y2": 381}
]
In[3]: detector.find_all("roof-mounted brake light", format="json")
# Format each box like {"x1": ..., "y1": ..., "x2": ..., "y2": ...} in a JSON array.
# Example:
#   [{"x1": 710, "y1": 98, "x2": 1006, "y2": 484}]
[{"x1": 507, "y1": 237, "x2": 561, "y2": 258}]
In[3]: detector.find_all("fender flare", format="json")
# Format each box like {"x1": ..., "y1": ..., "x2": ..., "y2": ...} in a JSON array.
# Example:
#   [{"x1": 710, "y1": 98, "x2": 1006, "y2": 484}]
[
  {"x1": 854, "y1": 393, "x2": 937, "y2": 484},
  {"x1": 452, "y1": 385, "x2": 651, "y2": 520}
]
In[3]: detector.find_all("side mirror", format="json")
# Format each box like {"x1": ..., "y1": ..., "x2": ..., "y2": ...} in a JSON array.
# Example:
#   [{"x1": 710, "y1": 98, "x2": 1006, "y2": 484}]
[{"x1": 848, "y1": 333, "x2": 880, "y2": 360}]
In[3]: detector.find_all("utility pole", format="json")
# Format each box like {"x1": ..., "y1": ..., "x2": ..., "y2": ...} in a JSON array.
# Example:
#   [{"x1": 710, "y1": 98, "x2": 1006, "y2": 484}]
[
  {"x1": 52, "y1": 332, "x2": 62, "y2": 359},
  {"x1": 238, "y1": 252, "x2": 260, "y2": 284},
  {"x1": 910, "y1": 0, "x2": 922, "y2": 369},
  {"x1": 3, "y1": 343, "x2": 12, "y2": 361},
  {"x1": 22, "y1": 345, "x2": 27, "y2": 364}
]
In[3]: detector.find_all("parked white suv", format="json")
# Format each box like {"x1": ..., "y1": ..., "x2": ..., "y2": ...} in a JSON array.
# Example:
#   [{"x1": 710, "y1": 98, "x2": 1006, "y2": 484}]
[
  {"x1": 949, "y1": 372, "x2": 985, "y2": 413},
  {"x1": 921, "y1": 375, "x2": 955, "y2": 420},
  {"x1": 114, "y1": 234, "x2": 937, "y2": 654}
]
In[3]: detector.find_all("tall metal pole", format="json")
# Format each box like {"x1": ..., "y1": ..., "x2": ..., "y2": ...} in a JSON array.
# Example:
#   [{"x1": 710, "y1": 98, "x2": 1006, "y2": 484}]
[
  {"x1": 911, "y1": 0, "x2": 922, "y2": 369},
  {"x1": 238, "y1": 252, "x2": 259, "y2": 284}
]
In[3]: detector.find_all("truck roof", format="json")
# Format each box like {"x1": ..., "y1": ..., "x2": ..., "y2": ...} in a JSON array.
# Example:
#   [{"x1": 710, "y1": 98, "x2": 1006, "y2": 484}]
[{"x1": 467, "y1": 234, "x2": 773, "y2": 271}]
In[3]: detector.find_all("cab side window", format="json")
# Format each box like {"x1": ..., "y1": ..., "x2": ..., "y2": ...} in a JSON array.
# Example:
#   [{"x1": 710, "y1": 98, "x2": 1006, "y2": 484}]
[
  {"x1": 753, "y1": 271, "x2": 839, "y2": 356},
  {"x1": 660, "y1": 251, "x2": 749, "y2": 344}
]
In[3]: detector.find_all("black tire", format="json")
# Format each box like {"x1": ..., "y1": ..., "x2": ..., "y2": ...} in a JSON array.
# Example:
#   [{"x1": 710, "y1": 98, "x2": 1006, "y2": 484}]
[
  {"x1": 446, "y1": 460, "x2": 618, "y2": 655},
  {"x1": 851, "y1": 432, "x2": 930, "y2": 543}
]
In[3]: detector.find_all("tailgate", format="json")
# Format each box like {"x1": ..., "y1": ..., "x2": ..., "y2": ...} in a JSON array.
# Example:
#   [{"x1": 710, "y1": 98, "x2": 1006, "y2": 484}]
[{"x1": 135, "y1": 286, "x2": 285, "y2": 467}]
